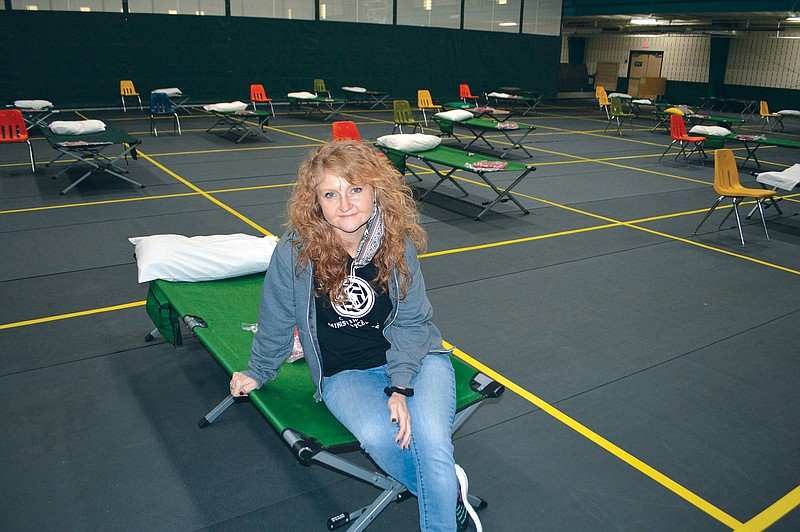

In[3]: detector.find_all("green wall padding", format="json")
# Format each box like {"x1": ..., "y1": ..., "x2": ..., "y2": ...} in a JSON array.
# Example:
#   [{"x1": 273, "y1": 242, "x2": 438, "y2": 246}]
[{"x1": 0, "y1": 11, "x2": 561, "y2": 108}]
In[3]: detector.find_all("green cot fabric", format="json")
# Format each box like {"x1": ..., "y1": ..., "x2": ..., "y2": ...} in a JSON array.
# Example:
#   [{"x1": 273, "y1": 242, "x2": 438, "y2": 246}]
[
  {"x1": 148, "y1": 275, "x2": 485, "y2": 450},
  {"x1": 705, "y1": 134, "x2": 800, "y2": 150},
  {"x1": 385, "y1": 150, "x2": 408, "y2": 174},
  {"x1": 42, "y1": 124, "x2": 140, "y2": 147},
  {"x1": 412, "y1": 145, "x2": 532, "y2": 172},
  {"x1": 146, "y1": 282, "x2": 182, "y2": 346},
  {"x1": 438, "y1": 119, "x2": 455, "y2": 136}
]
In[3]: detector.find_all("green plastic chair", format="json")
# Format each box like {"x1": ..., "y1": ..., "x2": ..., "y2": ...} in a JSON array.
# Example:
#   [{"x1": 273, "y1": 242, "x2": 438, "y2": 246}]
[
  {"x1": 604, "y1": 97, "x2": 636, "y2": 136},
  {"x1": 392, "y1": 100, "x2": 423, "y2": 134},
  {"x1": 313, "y1": 79, "x2": 330, "y2": 98}
]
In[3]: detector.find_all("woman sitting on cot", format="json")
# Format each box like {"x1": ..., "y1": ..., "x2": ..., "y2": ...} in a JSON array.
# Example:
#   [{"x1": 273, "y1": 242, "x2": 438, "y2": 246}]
[{"x1": 229, "y1": 140, "x2": 477, "y2": 531}]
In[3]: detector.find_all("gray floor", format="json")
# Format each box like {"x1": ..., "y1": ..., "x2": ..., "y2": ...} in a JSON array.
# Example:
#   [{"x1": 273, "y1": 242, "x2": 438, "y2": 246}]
[{"x1": 2, "y1": 98, "x2": 799, "y2": 531}]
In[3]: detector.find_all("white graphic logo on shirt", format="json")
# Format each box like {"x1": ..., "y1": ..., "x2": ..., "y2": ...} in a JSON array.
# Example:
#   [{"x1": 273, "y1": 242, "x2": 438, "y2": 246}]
[{"x1": 333, "y1": 276, "x2": 375, "y2": 319}]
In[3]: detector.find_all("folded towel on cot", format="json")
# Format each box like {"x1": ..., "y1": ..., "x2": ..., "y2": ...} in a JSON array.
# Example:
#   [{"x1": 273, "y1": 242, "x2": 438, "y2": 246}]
[
  {"x1": 287, "y1": 91, "x2": 318, "y2": 99},
  {"x1": 487, "y1": 92, "x2": 514, "y2": 98},
  {"x1": 609, "y1": 92, "x2": 632, "y2": 99},
  {"x1": 632, "y1": 99, "x2": 652, "y2": 105},
  {"x1": 342, "y1": 86, "x2": 367, "y2": 93},
  {"x1": 203, "y1": 101, "x2": 248, "y2": 112},
  {"x1": 48, "y1": 120, "x2": 106, "y2": 135},
  {"x1": 777, "y1": 110, "x2": 800, "y2": 117},
  {"x1": 467, "y1": 160, "x2": 508, "y2": 171},
  {"x1": 756, "y1": 164, "x2": 800, "y2": 191},
  {"x1": 14, "y1": 99, "x2": 54, "y2": 110},
  {"x1": 152, "y1": 88, "x2": 183, "y2": 96}
]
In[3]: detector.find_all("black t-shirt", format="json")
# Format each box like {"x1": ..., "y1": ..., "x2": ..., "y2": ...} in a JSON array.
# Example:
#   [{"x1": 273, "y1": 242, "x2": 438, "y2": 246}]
[{"x1": 315, "y1": 260, "x2": 393, "y2": 377}]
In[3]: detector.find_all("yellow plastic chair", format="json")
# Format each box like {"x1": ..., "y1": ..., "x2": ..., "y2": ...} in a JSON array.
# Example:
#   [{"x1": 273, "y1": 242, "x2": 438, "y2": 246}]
[
  {"x1": 392, "y1": 100, "x2": 423, "y2": 134},
  {"x1": 313, "y1": 79, "x2": 330, "y2": 98},
  {"x1": 417, "y1": 90, "x2": 442, "y2": 126},
  {"x1": 120, "y1": 80, "x2": 142, "y2": 112},
  {"x1": 598, "y1": 91, "x2": 610, "y2": 119},
  {"x1": 692, "y1": 149, "x2": 777, "y2": 246},
  {"x1": 604, "y1": 97, "x2": 636, "y2": 136},
  {"x1": 758, "y1": 101, "x2": 784, "y2": 131}
]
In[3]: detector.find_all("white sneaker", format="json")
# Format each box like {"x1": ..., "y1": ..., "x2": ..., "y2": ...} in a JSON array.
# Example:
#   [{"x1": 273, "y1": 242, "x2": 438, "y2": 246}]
[{"x1": 455, "y1": 463, "x2": 483, "y2": 532}]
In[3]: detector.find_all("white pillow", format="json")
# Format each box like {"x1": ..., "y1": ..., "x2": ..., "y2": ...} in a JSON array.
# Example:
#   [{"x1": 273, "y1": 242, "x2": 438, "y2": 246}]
[
  {"x1": 14, "y1": 99, "x2": 54, "y2": 110},
  {"x1": 287, "y1": 91, "x2": 317, "y2": 99},
  {"x1": 608, "y1": 92, "x2": 632, "y2": 99},
  {"x1": 48, "y1": 120, "x2": 106, "y2": 135},
  {"x1": 777, "y1": 109, "x2": 800, "y2": 117},
  {"x1": 129, "y1": 233, "x2": 278, "y2": 283},
  {"x1": 203, "y1": 101, "x2": 248, "y2": 112},
  {"x1": 487, "y1": 92, "x2": 512, "y2": 98},
  {"x1": 376, "y1": 134, "x2": 441, "y2": 153},
  {"x1": 434, "y1": 109, "x2": 473, "y2": 122},
  {"x1": 689, "y1": 125, "x2": 732, "y2": 136},
  {"x1": 342, "y1": 86, "x2": 367, "y2": 93}
]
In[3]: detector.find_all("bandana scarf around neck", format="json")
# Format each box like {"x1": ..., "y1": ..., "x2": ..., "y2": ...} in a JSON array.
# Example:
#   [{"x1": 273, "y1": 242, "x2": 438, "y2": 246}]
[{"x1": 335, "y1": 205, "x2": 384, "y2": 317}]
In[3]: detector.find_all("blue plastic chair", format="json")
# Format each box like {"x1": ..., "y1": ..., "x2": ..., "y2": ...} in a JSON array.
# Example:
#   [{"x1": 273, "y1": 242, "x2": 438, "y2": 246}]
[{"x1": 150, "y1": 92, "x2": 181, "y2": 136}]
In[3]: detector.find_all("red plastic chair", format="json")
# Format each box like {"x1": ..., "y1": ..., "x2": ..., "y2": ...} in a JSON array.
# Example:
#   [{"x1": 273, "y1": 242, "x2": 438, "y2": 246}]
[
  {"x1": 250, "y1": 84, "x2": 275, "y2": 116},
  {"x1": 658, "y1": 114, "x2": 707, "y2": 166},
  {"x1": 459, "y1": 84, "x2": 480, "y2": 104},
  {"x1": 0, "y1": 109, "x2": 35, "y2": 173},
  {"x1": 332, "y1": 121, "x2": 361, "y2": 141}
]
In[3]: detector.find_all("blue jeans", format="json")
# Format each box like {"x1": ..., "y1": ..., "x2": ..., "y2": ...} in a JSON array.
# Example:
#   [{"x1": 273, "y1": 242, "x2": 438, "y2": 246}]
[{"x1": 322, "y1": 353, "x2": 457, "y2": 531}]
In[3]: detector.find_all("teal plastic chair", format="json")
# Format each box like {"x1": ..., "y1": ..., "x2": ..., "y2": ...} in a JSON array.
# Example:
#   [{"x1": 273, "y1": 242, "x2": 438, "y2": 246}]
[{"x1": 150, "y1": 92, "x2": 181, "y2": 137}]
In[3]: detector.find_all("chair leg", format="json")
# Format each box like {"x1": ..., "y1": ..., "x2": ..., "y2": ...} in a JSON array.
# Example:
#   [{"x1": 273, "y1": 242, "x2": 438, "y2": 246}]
[
  {"x1": 658, "y1": 141, "x2": 676, "y2": 162},
  {"x1": 269, "y1": 102, "x2": 275, "y2": 117},
  {"x1": 137, "y1": 95, "x2": 143, "y2": 111},
  {"x1": 175, "y1": 113, "x2": 182, "y2": 135},
  {"x1": 730, "y1": 199, "x2": 746, "y2": 246},
  {"x1": 692, "y1": 196, "x2": 725, "y2": 235},
  {"x1": 756, "y1": 198, "x2": 771, "y2": 241},
  {"x1": 26, "y1": 139, "x2": 35, "y2": 173},
  {"x1": 121, "y1": 95, "x2": 127, "y2": 113},
  {"x1": 150, "y1": 116, "x2": 157, "y2": 137}
]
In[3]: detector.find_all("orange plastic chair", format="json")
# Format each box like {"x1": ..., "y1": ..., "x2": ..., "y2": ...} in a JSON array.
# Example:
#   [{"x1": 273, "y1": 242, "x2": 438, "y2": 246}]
[
  {"x1": 332, "y1": 121, "x2": 361, "y2": 141},
  {"x1": 459, "y1": 84, "x2": 480, "y2": 105},
  {"x1": 758, "y1": 101, "x2": 784, "y2": 131},
  {"x1": 417, "y1": 90, "x2": 442, "y2": 126},
  {"x1": 658, "y1": 114, "x2": 707, "y2": 165},
  {"x1": 692, "y1": 149, "x2": 777, "y2": 246},
  {"x1": 0, "y1": 110, "x2": 35, "y2": 173},
  {"x1": 120, "y1": 80, "x2": 142, "y2": 112},
  {"x1": 250, "y1": 84, "x2": 275, "y2": 116}
]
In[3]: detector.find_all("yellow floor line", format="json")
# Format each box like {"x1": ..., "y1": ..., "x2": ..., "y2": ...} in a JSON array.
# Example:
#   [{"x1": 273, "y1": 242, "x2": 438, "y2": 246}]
[
  {"x1": 0, "y1": 301, "x2": 145, "y2": 330},
  {"x1": 0, "y1": 183, "x2": 295, "y2": 215},
  {"x1": 446, "y1": 342, "x2": 744, "y2": 529},
  {"x1": 136, "y1": 150, "x2": 274, "y2": 236},
  {"x1": 733, "y1": 485, "x2": 800, "y2": 531}
]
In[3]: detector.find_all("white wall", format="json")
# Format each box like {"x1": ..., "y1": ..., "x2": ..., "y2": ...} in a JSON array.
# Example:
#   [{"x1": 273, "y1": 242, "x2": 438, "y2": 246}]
[{"x1": 564, "y1": 28, "x2": 800, "y2": 90}]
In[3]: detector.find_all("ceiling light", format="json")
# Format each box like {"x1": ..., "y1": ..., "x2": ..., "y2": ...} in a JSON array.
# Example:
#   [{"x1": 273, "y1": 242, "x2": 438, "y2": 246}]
[
  {"x1": 631, "y1": 16, "x2": 658, "y2": 25},
  {"x1": 787, "y1": 12, "x2": 800, "y2": 22},
  {"x1": 498, "y1": 22, "x2": 517, "y2": 27}
]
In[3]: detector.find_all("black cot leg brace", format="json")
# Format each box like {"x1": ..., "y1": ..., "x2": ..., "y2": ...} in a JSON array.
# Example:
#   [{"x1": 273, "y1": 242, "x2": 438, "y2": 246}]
[{"x1": 49, "y1": 144, "x2": 143, "y2": 194}]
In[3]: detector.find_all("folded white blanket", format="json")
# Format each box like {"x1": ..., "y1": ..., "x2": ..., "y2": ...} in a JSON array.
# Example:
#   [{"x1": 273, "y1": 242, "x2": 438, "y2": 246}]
[
  {"x1": 756, "y1": 164, "x2": 800, "y2": 192},
  {"x1": 152, "y1": 87, "x2": 183, "y2": 96},
  {"x1": 632, "y1": 99, "x2": 652, "y2": 104},
  {"x1": 609, "y1": 92, "x2": 632, "y2": 99},
  {"x1": 342, "y1": 86, "x2": 367, "y2": 93},
  {"x1": 203, "y1": 101, "x2": 248, "y2": 112},
  {"x1": 689, "y1": 125, "x2": 732, "y2": 137},
  {"x1": 487, "y1": 92, "x2": 512, "y2": 98},
  {"x1": 129, "y1": 233, "x2": 279, "y2": 283},
  {"x1": 777, "y1": 110, "x2": 800, "y2": 117},
  {"x1": 287, "y1": 91, "x2": 318, "y2": 99},
  {"x1": 14, "y1": 99, "x2": 54, "y2": 110},
  {"x1": 48, "y1": 120, "x2": 106, "y2": 135}
]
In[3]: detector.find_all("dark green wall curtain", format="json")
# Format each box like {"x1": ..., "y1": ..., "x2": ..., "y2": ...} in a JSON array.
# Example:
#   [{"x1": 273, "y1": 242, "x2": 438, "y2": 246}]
[{"x1": 0, "y1": 11, "x2": 561, "y2": 108}]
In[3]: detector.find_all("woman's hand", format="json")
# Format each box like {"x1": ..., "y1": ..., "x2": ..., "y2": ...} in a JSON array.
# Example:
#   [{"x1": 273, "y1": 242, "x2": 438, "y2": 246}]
[
  {"x1": 230, "y1": 372, "x2": 258, "y2": 397},
  {"x1": 388, "y1": 392, "x2": 412, "y2": 449}
]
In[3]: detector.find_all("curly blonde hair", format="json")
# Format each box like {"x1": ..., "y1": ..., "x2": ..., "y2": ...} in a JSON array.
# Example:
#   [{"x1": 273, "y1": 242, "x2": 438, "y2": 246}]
[{"x1": 286, "y1": 140, "x2": 427, "y2": 303}]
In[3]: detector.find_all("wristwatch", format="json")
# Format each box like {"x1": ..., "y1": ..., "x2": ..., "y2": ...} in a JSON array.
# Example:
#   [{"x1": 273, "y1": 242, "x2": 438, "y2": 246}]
[{"x1": 384, "y1": 386, "x2": 414, "y2": 397}]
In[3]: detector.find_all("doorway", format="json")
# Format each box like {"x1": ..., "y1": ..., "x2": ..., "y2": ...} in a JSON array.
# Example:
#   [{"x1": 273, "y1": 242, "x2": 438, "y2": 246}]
[{"x1": 627, "y1": 51, "x2": 663, "y2": 97}]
